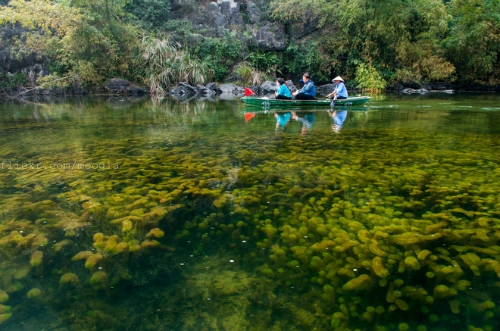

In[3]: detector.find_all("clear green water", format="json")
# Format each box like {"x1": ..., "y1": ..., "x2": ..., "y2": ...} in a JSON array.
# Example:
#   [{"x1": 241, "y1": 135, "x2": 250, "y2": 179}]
[{"x1": 1, "y1": 93, "x2": 500, "y2": 331}]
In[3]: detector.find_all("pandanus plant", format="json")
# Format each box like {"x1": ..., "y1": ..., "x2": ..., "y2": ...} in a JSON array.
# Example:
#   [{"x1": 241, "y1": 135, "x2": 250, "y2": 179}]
[{"x1": 140, "y1": 36, "x2": 214, "y2": 95}]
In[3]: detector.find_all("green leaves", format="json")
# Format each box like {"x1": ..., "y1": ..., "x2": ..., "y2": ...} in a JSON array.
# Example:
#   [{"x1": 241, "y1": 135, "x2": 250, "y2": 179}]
[
  {"x1": 270, "y1": 0, "x2": 336, "y2": 27},
  {"x1": 1, "y1": 0, "x2": 140, "y2": 85},
  {"x1": 355, "y1": 63, "x2": 386, "y2": 93},
  {"x1": 271, "y1": 0, "x2": 457, "y2": 85},
  {"x1": 140, "y1": 37, "x2": 214, "y2": 94},
  {"x1": 445, "y1": 0, "x2": 500, "y2": 84},
  {"x1": 190, "y1": 31, "x2": 244, "y2": 82},
  {"x1": 125, "y1": 0, "x2": 171, "y2": 32}
]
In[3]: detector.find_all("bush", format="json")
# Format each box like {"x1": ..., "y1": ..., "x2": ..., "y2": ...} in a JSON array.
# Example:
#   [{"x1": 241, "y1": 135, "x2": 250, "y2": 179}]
[
  {"x1": 140, "y1": 37, "x2": 214, "y2": 94},
  {"x1": 280, "y1": 41, "x2": 331, "y2": 82},
  {"x1": 190, "y1": 31, "x2": 244, "y2": 82},
  {"x1": 125, "y1": 0, "x2": 171, "y2": 32},
  {"x1": 355, "y1": 63, "x2": 387, "y2": 93},
  {"x1": 233, "y1": 62, "x2": 263, "y2": 86},
  {"x1": 0, "y1": 72, "x2": 29, "y2": 89}
]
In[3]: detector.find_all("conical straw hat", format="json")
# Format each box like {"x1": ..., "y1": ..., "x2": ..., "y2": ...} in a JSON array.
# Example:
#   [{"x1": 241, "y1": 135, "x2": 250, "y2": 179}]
[{"x1": 332, "y1": 76, "x2": 344, "y2": 82}]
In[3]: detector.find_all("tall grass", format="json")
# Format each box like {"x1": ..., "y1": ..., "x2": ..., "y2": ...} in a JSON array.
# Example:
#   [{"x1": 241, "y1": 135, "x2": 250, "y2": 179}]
[
  {"x1": 234, "y1": 62, "x2": 263, "y2": 86},
  {"x1": 141, "y1": 37, "x2": 214, "y2": 95}
]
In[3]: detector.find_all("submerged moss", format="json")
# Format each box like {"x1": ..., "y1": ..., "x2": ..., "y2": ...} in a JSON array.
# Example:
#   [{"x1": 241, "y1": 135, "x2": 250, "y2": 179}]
[
  {"x1": 1, "y1": 98, "x2": 500, "y2": 330},
  {"x1": 26, "y1": 288, "x2": 42, "y2": 299}
]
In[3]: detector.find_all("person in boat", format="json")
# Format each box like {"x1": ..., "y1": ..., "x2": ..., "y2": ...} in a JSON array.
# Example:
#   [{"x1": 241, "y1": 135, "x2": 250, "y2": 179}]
[
  {"x1": 292, "y1": 72, "x2": 316, "y2": 100},
  {"x1": 275, "y1": 78, "x2": 292, "y2": 100},
  {"x1": 326, "y1": 76, "x2": 348, "y2": 104}
]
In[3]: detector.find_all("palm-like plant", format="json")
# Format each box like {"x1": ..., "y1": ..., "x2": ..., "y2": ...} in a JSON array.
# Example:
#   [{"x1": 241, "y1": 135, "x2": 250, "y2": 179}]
[
  {"x1": 234, "y1": 62, "x2": 263, "y2": 86},
  {"x1": 141, "y1": 37, "x2": 214, "y2": 95}
]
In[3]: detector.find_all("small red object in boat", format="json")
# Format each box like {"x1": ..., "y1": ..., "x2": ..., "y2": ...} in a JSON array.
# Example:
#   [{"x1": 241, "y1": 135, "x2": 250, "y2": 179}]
[{"x1": 244, "y1": 87, "x2": 255, "y2": 96}]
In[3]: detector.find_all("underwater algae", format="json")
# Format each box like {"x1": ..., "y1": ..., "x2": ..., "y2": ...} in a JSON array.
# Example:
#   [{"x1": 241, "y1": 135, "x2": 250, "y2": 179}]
[{"x1": 1, "y1": 101, "x2": 500, "y2": 330}]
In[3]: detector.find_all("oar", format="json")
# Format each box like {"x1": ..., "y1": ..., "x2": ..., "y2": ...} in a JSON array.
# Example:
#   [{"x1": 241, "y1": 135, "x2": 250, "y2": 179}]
[
  {"x1": 330, "y1": 94, "x2": 337, "y2": 107},
  {"x1": 325, "y1": 90, "x2": 337, "y2": 107}
]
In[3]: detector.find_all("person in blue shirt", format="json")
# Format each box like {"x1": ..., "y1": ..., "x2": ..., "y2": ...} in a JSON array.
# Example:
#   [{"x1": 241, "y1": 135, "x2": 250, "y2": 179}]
[
  {"x1": 327, "y1": 76, "x2": 348, "y2": 102},
  {"x1": 326, "y1": 76, "x2": 348, "y2": 107},
  {"x1": 292, "y1": 72, "x2": 316, "y2": 100},
  {"x1": 275, "y1": 78, "x2": 292, "y2": 99}
]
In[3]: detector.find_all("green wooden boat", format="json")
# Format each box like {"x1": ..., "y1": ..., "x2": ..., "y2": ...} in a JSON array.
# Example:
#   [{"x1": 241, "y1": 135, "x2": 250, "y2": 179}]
[{"x1": 240, "y1": 96, "x2": 371, "y2": 109}]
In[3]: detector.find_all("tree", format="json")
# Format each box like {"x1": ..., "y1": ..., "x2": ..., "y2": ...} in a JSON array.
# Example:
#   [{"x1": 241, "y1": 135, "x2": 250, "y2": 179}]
[
  {"x1": 125, "y1": 0, "x2": 171, "y2": 32},
  {"x1": 0, "y1": 0, "x2": 140, "y2": 85},
  {"x1": 270, "y1": 0, "x2": 455, "y2": 85},
  {"x1": 445, "y1": 0, "x2": 500, "y2": 85}
]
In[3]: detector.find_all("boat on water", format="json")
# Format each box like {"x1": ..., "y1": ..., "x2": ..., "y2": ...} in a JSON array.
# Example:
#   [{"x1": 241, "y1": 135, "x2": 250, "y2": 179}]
[{"x1": 240, "y1": 96, "x2": 371, "y2": 109}]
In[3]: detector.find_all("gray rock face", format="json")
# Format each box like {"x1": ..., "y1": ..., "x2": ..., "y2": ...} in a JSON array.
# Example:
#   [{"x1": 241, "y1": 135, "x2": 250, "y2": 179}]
[
  {"x1": 318, "y1": 83, "x2": 335, "y2": 95},
  {"x1": 106, "y1": 78, "x2": 130, "y2": 91},
  {"x1": 260, "y1": 80, "x2": 277, "y2": 93},
  {"x1": 175, "y1": 0, "x2": 286, "y2": 50},
  {"x1": 252, "y1": 23, "x2": 286, "y2": 51},
  {"x1": 246, "y1": 1, "x2": 260, "y2": 24},
  {"x1": 285, "y1": 80, "x2": 297, "y2": 92},
  {"x1": 0, "y1": 24, "x2": 46, "y2": 75},
  {"x1": 206, "y1": 82, "x2": 218, "y2": 91},
  {"x1": 219, "y1": 0, "x2": 232, "y2": 15},
  {"x1": 289, "y1": 19, "x2": 319, "y2": 41},
  {"x1": 219, "y1": 83, "x2": 242, "y2": 94}
]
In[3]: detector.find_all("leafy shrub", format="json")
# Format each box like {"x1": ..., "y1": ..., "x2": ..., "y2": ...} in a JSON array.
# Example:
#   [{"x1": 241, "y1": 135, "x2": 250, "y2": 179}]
[
  {"x1": 233, "y1": 62, "x2": 263, "y2": 86},
  {"x1": 0, "y1": 72, "x2": 29, "y2": 89},
  {"x1": 355, "y1": 63, "x2": 386, "y2": 93},
  {"x1": 246, "y1": 51, "x2": 278, "y2": 76},
  {"x1": 281, "y1": 41, "x2": 331, "y2": 82},
  {"x1": 141, "y1": 37, "x2": 214, "y2": 94},
  {"x1": 190, "y1": 30, "x2": 244, "y2": 82},
  {"x1": 125, "y1": 0, "x2": 171, "y2": 32}
]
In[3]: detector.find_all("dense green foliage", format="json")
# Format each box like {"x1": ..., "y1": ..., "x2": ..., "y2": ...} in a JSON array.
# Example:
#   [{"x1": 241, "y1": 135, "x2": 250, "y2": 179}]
[
  {"x1": 0, "y1": 72, "x2": 28, "y2": 90},
  {"x1": 445, "y1": 0, "x2": 500, "y2": 85},
  {"x1": 124, "y1": 0, "x2": 170, "y2": 32},
  {"x1": 189, "y1": 30, "x2": 245, "y2": 82},
  {"x1": 271, "y1": 0, "x2": 457, "y2": 88},
  {"x1": 141, "y1": 37, "x2": 213, "y2": 94},
  {"x1": 1, "y1": 0, "x2": 499, "y2": 91},
  {"x1": 279, "y1": 41, "x2": 331, "y2": 82},
  {"x1": 0, "y1": 0, "x2": 140, "y2": 86}
]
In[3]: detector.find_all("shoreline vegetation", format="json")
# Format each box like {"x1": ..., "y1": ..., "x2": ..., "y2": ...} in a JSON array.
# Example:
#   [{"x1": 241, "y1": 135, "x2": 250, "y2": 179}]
[{"x1": 1, "y1": 0, "x2": 499, "y2": 98}]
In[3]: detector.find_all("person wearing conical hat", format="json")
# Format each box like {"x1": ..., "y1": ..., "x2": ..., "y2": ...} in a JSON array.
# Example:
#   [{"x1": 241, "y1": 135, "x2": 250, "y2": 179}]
[{"x1": 326, "y1": 76, "x2": 348, "y2": 100}]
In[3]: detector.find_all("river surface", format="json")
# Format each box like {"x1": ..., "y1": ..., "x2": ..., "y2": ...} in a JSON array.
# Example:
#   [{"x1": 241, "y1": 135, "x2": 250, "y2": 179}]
[{"x1": 0, "y1": 93, "x2": 500, "y2": 331}]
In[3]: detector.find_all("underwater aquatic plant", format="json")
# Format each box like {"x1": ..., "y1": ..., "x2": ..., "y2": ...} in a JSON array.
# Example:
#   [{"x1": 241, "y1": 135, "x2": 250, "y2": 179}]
[{"x1": 1, "y1": 103, "x2": 500, "y2": 330}]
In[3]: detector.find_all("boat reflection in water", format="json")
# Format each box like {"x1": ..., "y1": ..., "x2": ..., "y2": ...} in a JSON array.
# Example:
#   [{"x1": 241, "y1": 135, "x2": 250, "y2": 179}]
[
  {"x1": 273, "y1": 111, "x2": 316, "y2": 135},
  {"x1": 329, "y1": 109, "x2": 348, "y2": 133},
  {"x1": 274, "y1": 111, "x2": 291, "y2": 131},
  {"x1": 291, "y1": 111, "x2": 315, "y2": 135},
  {"x1": 245, "y1": 107, "x2": 359, "y2": 135}
]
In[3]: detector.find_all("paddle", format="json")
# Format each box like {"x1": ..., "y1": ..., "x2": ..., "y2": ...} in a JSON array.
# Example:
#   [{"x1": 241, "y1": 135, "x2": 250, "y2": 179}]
[{"x1": 325, "y1": 90, "x2": 337, "y2": 107}]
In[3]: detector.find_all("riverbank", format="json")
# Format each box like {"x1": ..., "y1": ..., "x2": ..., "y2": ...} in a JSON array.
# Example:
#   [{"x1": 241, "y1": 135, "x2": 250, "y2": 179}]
[{"x1": 4, "y1": 77, "x2": 498, "y2": 103}]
